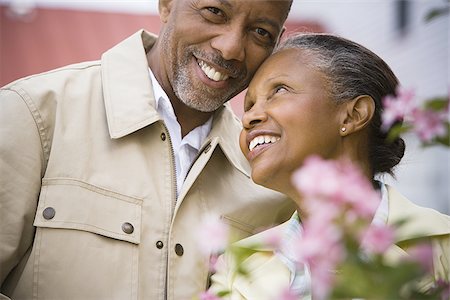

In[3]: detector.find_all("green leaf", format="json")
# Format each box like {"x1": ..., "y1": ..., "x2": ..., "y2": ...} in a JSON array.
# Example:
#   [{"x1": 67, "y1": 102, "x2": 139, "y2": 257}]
[
  {"x1": 386, "y1": 124, "x2": 412, "y2": 143},
  {"x1": 425, "y1": 7, "x2": 450, "y2": 22},
  {"x1": 217, "y1": 290, "x2": 231, "y2": 297},
  {"x1": 423, "y1": 97, "x2": 449, "y2": 111}
]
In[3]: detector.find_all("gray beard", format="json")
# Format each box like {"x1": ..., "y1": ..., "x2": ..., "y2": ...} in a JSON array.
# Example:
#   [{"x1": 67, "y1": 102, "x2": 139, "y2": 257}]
[{"x1": 172, "y1": 70, "x2": 228, "y2": 112}]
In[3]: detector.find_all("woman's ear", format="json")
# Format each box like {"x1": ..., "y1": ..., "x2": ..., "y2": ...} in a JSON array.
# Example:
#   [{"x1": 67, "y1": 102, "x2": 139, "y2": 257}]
[
  {"x1": 159, "y1": 0, "x2": 173, "y2": 23},
  {"x1": 340, "y1": 95, "x2": 375, "y2": 136}
]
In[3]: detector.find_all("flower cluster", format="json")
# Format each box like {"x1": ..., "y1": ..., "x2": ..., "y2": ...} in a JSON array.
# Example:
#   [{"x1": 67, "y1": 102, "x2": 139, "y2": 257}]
[
  {"x1": 290, "y1": 156, "x2": 393, "y2": 300},
  {"x1": 382, "y1": 87, "x2": 449, "y2": 146}
]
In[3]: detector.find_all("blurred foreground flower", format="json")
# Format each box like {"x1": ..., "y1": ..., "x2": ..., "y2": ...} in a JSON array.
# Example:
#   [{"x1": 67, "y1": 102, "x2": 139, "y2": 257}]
[
  {"x1": 382, "y1": 87, "x2": 449, "y2": 146},
  {"x1": 196, "y1": 214, "x2": 230, "y2": 255}
]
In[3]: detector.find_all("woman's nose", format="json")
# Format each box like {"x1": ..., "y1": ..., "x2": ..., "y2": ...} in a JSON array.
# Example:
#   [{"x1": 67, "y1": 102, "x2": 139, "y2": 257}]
[{"x1": 242, "y1": 103, "x2": 268, "y2": 129}]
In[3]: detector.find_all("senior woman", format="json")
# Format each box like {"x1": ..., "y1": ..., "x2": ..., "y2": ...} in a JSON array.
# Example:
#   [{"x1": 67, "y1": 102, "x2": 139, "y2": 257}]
[{"x1": 208, "y1": 33, "x2": 450, "y2": 299}]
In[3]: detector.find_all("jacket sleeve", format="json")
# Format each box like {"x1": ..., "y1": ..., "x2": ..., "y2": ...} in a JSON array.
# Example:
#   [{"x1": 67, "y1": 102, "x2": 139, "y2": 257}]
[
  {"x1": 431, "y1": 234, "x2": 450, "y2": 282},
  {"x1": 209, "y1": 249, "x2": 292, "y2": 300},
  {"x1": 0, "y1": 88, "x2": 45, "y2": 288}
]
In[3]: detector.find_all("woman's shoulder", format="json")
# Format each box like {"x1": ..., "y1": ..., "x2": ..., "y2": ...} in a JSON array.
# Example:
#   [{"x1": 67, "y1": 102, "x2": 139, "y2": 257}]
[{"x1": 386, "y1": 185, "x2": 450, "y2": 242}]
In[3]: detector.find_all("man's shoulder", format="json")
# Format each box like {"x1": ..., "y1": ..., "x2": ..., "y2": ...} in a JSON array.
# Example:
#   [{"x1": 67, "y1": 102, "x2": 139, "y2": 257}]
[{"x1": 2, "y1": 60, "x2": 101, "y2": 92}]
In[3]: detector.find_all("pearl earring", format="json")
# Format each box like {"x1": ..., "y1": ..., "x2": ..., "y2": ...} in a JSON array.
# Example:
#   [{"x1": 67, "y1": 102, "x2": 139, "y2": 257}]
[{"x1": 341, "y1": 127, "x2": 346, "y2": 132}]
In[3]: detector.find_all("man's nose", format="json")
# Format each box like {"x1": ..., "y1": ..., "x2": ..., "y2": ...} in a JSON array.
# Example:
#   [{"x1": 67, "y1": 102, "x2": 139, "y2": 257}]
[{"x1": 211, "y1": 28, "x2": 246, "y2": 62}]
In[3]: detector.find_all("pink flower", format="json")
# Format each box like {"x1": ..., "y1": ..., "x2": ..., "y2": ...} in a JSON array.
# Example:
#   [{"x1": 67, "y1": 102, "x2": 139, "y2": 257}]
[
  {"x1": 411, "y1": 108, "x2": 447, "y2": 143},
  {"x1": 406, "y1": 242, "x2": 434, "y2": 273},
  {"x1": 196, "y1": 214, "x2": 229, "y2": 255},
  {"x1": 292, "y1": 156, "x2": 380, "y2": 220},
  {"x1": 263, "y1": 226, "x2": 284, "y2": 249},
  {"x1": 199, "y1": 290, "x2": 221, "y2": 300},
  {"x1": 381, "y1": 87, "x2": 416, "y2": 130},
  {"x1": 360, "y1": 224, "x2": 395, "y2": 254},
  {"x1": 208, "y1": 254, "x2": 219, "y2": 273},
  {"x1": 277, "y1": 287, "x2": 300, "y2": 300}
]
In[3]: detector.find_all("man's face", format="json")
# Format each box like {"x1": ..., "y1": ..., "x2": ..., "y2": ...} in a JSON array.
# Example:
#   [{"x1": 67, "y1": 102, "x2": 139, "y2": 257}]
[{"x1": 159, "y1": 0, "x2": 291, "y2": 112}]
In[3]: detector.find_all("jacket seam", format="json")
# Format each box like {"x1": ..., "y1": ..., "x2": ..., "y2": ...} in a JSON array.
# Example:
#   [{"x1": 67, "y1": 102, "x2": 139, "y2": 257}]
[
  {"x1": 42, "y1": 177, "x2": 144, "y2": 203},
  {"x1": 4, "y1": 87, "x2": 49, "y2": 170}
]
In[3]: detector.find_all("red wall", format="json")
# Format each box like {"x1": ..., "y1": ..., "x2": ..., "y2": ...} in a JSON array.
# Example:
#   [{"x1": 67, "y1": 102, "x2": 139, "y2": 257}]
[{"x1": 0, "y1": 5, "x2": 324, "y2": 116}]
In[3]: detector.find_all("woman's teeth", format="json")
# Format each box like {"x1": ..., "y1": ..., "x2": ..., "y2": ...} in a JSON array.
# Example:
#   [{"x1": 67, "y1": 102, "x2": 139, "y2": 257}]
[
  {"x1": 249, "y1": 135, "x2": 280, "y2": 152},
  {"x1": 199, "y1": 60, "x2": 229, "y2": 81}
]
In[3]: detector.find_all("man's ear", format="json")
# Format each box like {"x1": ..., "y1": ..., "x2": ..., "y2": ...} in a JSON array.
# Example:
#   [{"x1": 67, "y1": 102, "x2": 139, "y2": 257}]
[
  {"x1": 159, "y1": 0, "x2": 173, "y2": 23},
  {"x1": 276, "y1": 26, "x2": 287, "y2": 47},
  {"x1": 340, "y1": 95, "x2": 375, "y2": 136}
]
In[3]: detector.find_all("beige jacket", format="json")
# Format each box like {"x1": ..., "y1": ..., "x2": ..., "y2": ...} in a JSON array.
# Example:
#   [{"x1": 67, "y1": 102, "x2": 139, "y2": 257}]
[
  {"x1": 210, "y1": 186, "x2": 450, "y2": 299},
  {"x1": 0, "y1": 30, "x2": 294, "y2": 300}
]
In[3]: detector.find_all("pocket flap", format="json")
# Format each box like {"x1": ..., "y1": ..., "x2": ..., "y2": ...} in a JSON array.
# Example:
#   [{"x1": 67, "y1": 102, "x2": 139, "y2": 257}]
[{"x1": 34, "y1": 179, "x2": 142, "y2": 244}]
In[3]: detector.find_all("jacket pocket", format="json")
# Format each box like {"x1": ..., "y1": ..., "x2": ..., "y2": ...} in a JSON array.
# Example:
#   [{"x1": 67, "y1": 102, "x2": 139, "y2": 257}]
[
  {"x1": 29, "y1": 178, "x2": 142, "y2": 300},
  {"x1": 34, "y1": 178, "x2": 142, "y2": 244},
  {"x1": 221, "y1": 215, "x2": 257, "y2": 236}
]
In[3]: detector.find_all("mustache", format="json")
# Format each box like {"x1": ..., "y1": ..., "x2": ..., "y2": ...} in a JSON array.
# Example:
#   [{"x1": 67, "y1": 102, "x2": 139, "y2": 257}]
[{"x1": 194, "y1": 49, "x2": 246, "y2": 79}]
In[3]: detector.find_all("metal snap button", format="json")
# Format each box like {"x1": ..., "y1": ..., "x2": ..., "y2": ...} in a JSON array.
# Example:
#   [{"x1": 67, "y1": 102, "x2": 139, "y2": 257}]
[
  {"x1": 203, "y1": 143, "x2": 212, "y2": 154},
  {"x1": 175, "y1": 243, "x2": 184, "y2": 256},
  {"x1": 121, "y1": 222, "x2": 134, "y2": 234},
  {"x1": 160, "y1": 132, "x2": 166, "y2": 141},
  {"x1": 42, "y1": 207, "x2": 56, "y2": 220},
  {"x1": 156, "y1": 241, "x2": 164, "y2": 249}
]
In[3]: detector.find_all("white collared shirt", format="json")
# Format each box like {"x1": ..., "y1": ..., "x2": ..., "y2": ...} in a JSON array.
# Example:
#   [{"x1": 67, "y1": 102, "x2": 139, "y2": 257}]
[
  {"x1": 149, "y1": 68, "x2": 213, "y2": 197},
  {"x1": 277, "y1": 181, "x2": 390, "y2": 298}
]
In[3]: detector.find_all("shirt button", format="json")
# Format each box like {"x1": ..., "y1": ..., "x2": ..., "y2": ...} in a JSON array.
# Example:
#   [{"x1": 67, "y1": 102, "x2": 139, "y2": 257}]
[
  {"x1": 121, "y1": 222, "x2": 134, "y2": 234},
  {"x1": 43, "y1": 207, "x2": 55, "y2": 220},
  {"x1": 156, "y1": 241, "x2": 164, "y2": 249},
  {"x1": 160, "y1": 132, "x2": 166, "y2": 141},
  {"x1": 175, "y1": 243, "x2": 184, "y2": 256}
]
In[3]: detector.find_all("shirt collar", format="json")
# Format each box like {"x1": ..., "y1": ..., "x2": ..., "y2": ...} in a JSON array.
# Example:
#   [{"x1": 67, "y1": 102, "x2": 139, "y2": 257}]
[
  {"x1": 372, "y1": 180, "x2": 389, "y2": 226},
  {"x1": 149, "y1": 67, "x2": 213, "y2": 151}
]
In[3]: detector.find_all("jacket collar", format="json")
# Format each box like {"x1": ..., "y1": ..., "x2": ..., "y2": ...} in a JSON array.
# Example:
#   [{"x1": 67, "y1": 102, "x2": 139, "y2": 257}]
[
  {"x1": 207, "y1": 103, "x2": 251, "y2": 178},
  {"x1": 386, "y1": 185, "x2": 450, "y2": 243},
  {"x1": 101, "y1": 30, "x2": 160, "y2": 139}
]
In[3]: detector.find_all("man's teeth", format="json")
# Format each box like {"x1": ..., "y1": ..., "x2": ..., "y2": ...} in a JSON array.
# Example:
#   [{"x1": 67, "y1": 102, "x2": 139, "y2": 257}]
[
  {"x1": 249, "y1": 135, "x2": 280, "y2": 152},
  {"x1": 199, "y1": 60, "x2": 229, "y2": 81}
]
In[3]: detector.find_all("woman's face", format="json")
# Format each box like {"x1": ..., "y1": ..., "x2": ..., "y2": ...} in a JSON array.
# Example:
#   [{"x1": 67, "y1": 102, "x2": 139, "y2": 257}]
[{"x1": 240, "y1": 48, "x2": 345, "y2": 195}]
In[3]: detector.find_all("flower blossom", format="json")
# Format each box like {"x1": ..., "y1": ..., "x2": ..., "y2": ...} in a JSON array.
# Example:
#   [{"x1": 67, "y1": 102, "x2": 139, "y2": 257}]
[
  {"x1": 411, "y1": 108, "x2": 448, "y2": 143},
  {"x1": 405, "y1": 242, "x2": 434, "y2": 273},
  {"x1": 277, "y1": 287, "x2": 301, "y2": 300},
  {"x1": 196, "y1": 214, "x2": 229, "y2": 255},
  {"x1": 360, "y1": 223, "x2": 395, "y2": 254},
  {"x1": 381, "y1": 87, "x2": 416, "y2": 130},
  {"x1": 291, "y1": 155, "x2": 383, "y2": 300},
  {"x1": 199, "y1": 290, "x2": 221, "y2": 300},
  {"x1": 292, "y1": 155, "x2": 380, "y2": 220}
]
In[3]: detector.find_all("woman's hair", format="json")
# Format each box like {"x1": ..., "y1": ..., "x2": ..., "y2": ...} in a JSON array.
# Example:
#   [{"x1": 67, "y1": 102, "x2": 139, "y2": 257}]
[{"x1": 275, "y1": 33, "x2": 405, "y2": 177}]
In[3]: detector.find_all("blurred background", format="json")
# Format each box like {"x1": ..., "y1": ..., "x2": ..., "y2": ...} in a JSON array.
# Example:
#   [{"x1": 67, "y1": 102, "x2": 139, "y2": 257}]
[{"x1": 0, "y1": 0, "x2": 448, "y2": 213}]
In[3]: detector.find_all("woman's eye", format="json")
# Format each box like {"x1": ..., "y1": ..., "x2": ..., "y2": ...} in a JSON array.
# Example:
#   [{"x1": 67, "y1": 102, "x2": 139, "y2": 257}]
[{"x1": 275, "y1": 86, "x2": 287, "y2": 94}]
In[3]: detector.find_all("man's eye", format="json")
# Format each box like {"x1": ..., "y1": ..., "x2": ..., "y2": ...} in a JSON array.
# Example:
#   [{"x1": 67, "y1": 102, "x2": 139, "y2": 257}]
[
  {"x1": 201, "y1": 7, "x2": 226, "y2": 23},
  {"x1": 206, "y1": 7, "x2": 223, "y2": 16},
  {"x1": 252, "y1": 27, "x2": 275, "y2": 46},
  {"x1": 255, "y1": 28, "x2": 270, "y2": 38}
]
